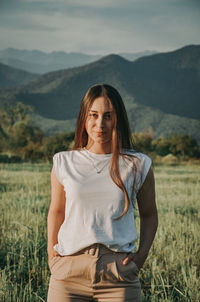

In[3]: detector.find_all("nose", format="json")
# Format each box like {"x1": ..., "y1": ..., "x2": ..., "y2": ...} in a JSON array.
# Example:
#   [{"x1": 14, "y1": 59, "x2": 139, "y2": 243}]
[{"x1": 96, "y1": 115, "x2": 104, "y2": 129}]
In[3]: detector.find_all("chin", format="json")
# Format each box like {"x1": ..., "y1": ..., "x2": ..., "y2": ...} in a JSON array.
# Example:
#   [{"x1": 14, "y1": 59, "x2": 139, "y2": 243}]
[{"x1": 95, "y1": 138, "x2": 111, "y2": 144}]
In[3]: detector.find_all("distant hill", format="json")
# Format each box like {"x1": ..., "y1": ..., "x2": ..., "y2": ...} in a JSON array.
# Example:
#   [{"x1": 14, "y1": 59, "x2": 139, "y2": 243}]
[
  {"x1": 0, "y1": 63, "x2": 38, "y2": 89},
  {"x1": 0, "y1": 48, "x2": 157, "y2": 74},
  {"x1": 29, "y1": 106, "x2": 200, "y2": 144},
  {"x1": 126, "y1": 45, "x2": 200, "y2": 119},
  {"x1": 0, "y1": 45, "x2": 199, "y2": 143},
  {"x1": 0, "y1": 48, "x2": 101, "y2": 74},
  {"x1": 119, "y1": 50, "x2": 157, "y2": 61}
]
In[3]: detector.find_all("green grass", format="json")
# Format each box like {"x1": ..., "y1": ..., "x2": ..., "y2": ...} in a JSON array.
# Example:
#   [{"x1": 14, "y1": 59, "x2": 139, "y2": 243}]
[{"x1": 0, "y1": 163, "x2": 199, "y2": 301}]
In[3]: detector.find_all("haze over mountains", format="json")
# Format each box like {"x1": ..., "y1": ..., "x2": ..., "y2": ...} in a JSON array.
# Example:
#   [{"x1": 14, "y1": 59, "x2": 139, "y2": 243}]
[
  {"x1": 0, "y1": 45, "x2": 199, "y2": 143},
  {"x1": 0, "y1": 48, "x2": 157, "y2": 74}
]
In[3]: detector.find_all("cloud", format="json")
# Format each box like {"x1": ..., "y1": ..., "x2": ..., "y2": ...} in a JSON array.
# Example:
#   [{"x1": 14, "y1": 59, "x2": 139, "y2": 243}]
[
  {"x1": 0, "y1": 14, "x2": 56, "y2": 31},
  {"x1": 0, "y1": 0, "x2": 199, "y2": 53}
]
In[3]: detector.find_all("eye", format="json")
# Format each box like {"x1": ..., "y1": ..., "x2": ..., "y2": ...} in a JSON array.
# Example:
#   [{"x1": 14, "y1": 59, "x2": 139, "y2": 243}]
[
  {"x1": 104, "y1": 114, "x2": 111, "y2": 120},
  {"x1": 89, "y1": 113, "x2": 98, "y2": 118}
]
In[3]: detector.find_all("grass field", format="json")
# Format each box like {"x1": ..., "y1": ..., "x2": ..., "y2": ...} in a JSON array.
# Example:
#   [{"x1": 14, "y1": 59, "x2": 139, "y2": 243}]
[{"x1": 0, "y1": 162, "x2": 199, "y2": 301}]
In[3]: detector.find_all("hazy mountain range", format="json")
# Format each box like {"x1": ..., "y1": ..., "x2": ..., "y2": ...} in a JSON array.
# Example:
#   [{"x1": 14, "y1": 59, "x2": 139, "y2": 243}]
[
  {"x1": 0, "y1": 48, "x2": 157, "y2": 74},
  {"x1": 0, "y1": 45, "x2": 199, "y2": 143}
]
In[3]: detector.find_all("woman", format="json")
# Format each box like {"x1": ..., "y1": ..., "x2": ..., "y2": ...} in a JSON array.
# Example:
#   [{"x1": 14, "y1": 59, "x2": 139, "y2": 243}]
[{"x1": 47, "y1": 84, "x2": 158, "y2": 302}]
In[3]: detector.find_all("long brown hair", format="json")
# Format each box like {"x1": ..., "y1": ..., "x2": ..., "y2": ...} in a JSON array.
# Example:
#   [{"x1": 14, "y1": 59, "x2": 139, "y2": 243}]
[{"x1": 73, "y1": 84, "x2": 138, "y2": 220}]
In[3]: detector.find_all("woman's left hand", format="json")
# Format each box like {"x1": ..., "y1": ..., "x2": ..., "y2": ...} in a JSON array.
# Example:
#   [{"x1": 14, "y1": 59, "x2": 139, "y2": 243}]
[{"x1": 121, "y1": 251, "x2": 145, "y2": 270}]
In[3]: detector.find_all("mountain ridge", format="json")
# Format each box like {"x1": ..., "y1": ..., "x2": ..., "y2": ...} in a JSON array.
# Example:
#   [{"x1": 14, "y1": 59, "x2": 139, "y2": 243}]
[
  {"x1": 0, "y1": 45, "x2": 199, "y2": 142},
  {"x1": 0, "y1": 48, "x2": 157, "y2": 74},
  {"x1": 0, "y1": 63, "x2": 38, "y2": 89}
]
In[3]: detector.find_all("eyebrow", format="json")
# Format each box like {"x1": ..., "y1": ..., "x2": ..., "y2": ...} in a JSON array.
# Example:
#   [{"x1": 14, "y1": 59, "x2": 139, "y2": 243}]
[{"x1": 89, "y1": 110, "x2": 113, "y2": 113}]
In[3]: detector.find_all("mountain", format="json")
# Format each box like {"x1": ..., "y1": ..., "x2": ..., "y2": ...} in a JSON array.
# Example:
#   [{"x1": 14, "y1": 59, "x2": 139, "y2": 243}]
[
  {"x1": 0, "y1": 45, "x2": 199, "y2": 142},
  {"x1": 0, "y1": 63, "x2": 38, "y2": 89},
  {"x1": 28, "y1": 105, "x2": 200, "y2": 144},
  {"x1": 0, "y1": 48, "x2": 101, "y2": 74},
  {"x1": 3, "y1": 55, "x2": 132, "y2": 120},
  {"x1": 0, "y1": 48, "x2": 157, "y2": 74},
  {"x1": 124, "y1": 44, "x2": 200, "y2": 120},
  {"x1": 119, "y1": 50, "x2": 157, "y2": 61}
]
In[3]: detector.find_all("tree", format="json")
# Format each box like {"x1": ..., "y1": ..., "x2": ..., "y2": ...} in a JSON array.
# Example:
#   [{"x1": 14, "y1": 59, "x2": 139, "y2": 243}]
[
  {"x1": 152, "y1": 137, "x2": 171, "y2": 156},
  {"x1": 132, "y1": 131, "x2": 153, "y2": 153},
  {"x1": 43, "y1": 132, "x2": 75, "y2": 160},
  {"x1": 0, "y1": 102, "x2": 44, "y2": 154},
  {"x1": 0, "y1": 102, "x2": 34, "y2": 135},
  {"x1": 168, "y1": 134, "x2": 199, "y2": 158}
]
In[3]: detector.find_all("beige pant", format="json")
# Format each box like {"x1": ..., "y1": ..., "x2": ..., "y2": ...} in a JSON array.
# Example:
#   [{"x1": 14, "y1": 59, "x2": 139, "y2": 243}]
[{"x1": 47, "y1": 243, "x2": 142, "y2": 302}]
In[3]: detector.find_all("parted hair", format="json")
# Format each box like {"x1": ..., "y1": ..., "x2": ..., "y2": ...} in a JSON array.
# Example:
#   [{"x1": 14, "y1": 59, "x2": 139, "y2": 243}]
[{"x1": 73, "y1": 84, "x2": 138, "y2": 220}]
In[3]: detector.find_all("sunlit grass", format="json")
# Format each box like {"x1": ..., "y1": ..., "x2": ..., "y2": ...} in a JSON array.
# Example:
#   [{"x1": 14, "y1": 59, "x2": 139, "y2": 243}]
[{"x1": 0, "y1": 163, "x2": 199, "y2": 301}]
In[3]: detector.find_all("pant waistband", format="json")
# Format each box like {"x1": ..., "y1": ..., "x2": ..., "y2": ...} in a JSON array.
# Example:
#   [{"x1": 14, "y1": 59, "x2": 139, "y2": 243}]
[{"x1": 71, "y1": 243, "x2": 121, "y2": 257}]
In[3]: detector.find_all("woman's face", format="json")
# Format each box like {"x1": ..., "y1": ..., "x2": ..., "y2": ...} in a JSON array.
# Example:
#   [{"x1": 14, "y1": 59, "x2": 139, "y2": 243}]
[{"x1": 85, "y1": 96, "x2": 115, "y2": 147}]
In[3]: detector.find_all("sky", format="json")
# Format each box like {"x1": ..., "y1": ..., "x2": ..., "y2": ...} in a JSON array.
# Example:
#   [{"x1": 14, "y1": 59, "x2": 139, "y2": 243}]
[{"x1": 0, "y1": 0, "x2": 200, "y2": 55}]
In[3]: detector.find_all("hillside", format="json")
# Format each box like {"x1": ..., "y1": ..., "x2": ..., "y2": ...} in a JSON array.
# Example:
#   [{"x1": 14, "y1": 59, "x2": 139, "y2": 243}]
[
  {"x1": 4, "y1": 55, "x2": 131, "y2": 120},
  {"x1": 0, "y1": 63, "x2": 38, "y2": 89},
  {"x1": 125, "y1": 44, "x2": 200, "y2": 119},
  {"x1": 119, "y1": 50, "x2": 157, "y2": 61},
  {"x1": 0, "y1": 48, "x2": 101, "y2": 74},
  {"x1": 13, "y1": 45, "x2": 200, "y2": 120},
  {"x1": 0, "y1": 45, "x2": 199, "y2": 142},
  {"x1": 0, "y1": 48, "x2": 157, "y2": 74},
  {"x1": 29, "y1": 106, "x2": 200, "y2": 144}
]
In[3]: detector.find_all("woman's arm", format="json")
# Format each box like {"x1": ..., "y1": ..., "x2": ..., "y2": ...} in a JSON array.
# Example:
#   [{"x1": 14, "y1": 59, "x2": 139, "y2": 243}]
[
  {"x1": 47, "y1": 167, "x2": 66, "y2": 264},
  {"x1": 122, "y1": 166, "x2": 158, "y2": 269}
]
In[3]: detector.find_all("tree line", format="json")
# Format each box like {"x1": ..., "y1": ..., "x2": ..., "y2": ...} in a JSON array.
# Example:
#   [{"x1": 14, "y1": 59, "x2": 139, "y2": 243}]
[{"x1": 0, "y1": 102, "x2": 199, "y2": 163}]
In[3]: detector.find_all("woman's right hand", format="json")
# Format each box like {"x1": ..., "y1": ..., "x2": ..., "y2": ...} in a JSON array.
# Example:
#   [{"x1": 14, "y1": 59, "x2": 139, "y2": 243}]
[{"x1": 48, "y1": 249, "x2": 61, "y2": 266}]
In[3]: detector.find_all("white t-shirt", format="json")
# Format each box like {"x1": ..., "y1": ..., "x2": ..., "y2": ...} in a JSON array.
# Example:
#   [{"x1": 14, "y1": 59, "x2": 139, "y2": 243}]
[{"x1": 52, "y1": 148, "x2": 152, "y2": 255}]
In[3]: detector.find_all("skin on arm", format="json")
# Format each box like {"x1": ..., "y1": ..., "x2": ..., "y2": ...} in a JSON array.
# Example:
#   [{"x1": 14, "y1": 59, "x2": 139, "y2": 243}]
[
  {"x1": 122, "y1": 166, "x2": 158, "y2": 269},
  {"x1": 47, "y1": 167, "x2": 66, "y2": 265}
]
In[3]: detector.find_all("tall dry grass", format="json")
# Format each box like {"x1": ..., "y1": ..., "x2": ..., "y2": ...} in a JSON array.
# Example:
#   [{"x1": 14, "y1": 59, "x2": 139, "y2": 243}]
[{"x1": 0, "y1": 163, "x2": 199, "y2": 301}]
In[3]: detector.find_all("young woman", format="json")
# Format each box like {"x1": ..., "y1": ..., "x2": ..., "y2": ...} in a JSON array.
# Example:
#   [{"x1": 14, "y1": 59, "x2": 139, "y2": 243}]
[{"x1": 47, "y1": 84, "x2": 158, "y2": 302}]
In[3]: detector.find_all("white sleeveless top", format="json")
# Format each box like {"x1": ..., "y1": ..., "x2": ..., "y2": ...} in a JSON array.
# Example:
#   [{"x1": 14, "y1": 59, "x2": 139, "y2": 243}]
[{"x1": 52, "y1": 148, "x2": 152, "y2": 255}]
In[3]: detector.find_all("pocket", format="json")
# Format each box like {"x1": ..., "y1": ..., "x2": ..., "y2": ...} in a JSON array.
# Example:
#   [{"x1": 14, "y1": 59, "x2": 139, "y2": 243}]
[
  {"x1": 114, "y1": 253, "x2": 139, "y2": 283},
  {"x1": 49, "y1": 255, "x2": 62, "y2": 271},
  {"x1": 100, "y1": 252, "x2": 139, "y2": 284},
  {"x1": 131, "y1": 260, "x2": 139, "y2": 272},
  {"x1": 50, "y1": 254, "x2": 92, "y2": 281},
  {"x1": 128, "y1": 252, "x2": 140, "y2": 272},
  {"x1": 64, "y1": 254, "x2": 92, "y2": 281}
]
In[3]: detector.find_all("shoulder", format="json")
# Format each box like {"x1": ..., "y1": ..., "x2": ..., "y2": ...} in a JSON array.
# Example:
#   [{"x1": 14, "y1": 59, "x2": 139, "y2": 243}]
[
  {"x1": 53, "y1": 151, "x2": 67, "y2": 158},
  {"x1": 52, "y1": 150, "x2": 80, "y2": 185},
  {"x1": 122, "y1": 149, "x2": 152, "y2": 165},
  {"x1": 53, "y1": 150, "x2": 80, "y2": 160},
  {"x1": 123, "y1": 149, "x2": 153, "y2": 190}
]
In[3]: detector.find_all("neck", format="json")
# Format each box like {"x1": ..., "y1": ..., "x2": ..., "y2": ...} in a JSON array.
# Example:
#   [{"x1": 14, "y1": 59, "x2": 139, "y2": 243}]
[{"x1": 85, "y1": 143, "x2": 112, "y2": 154}]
